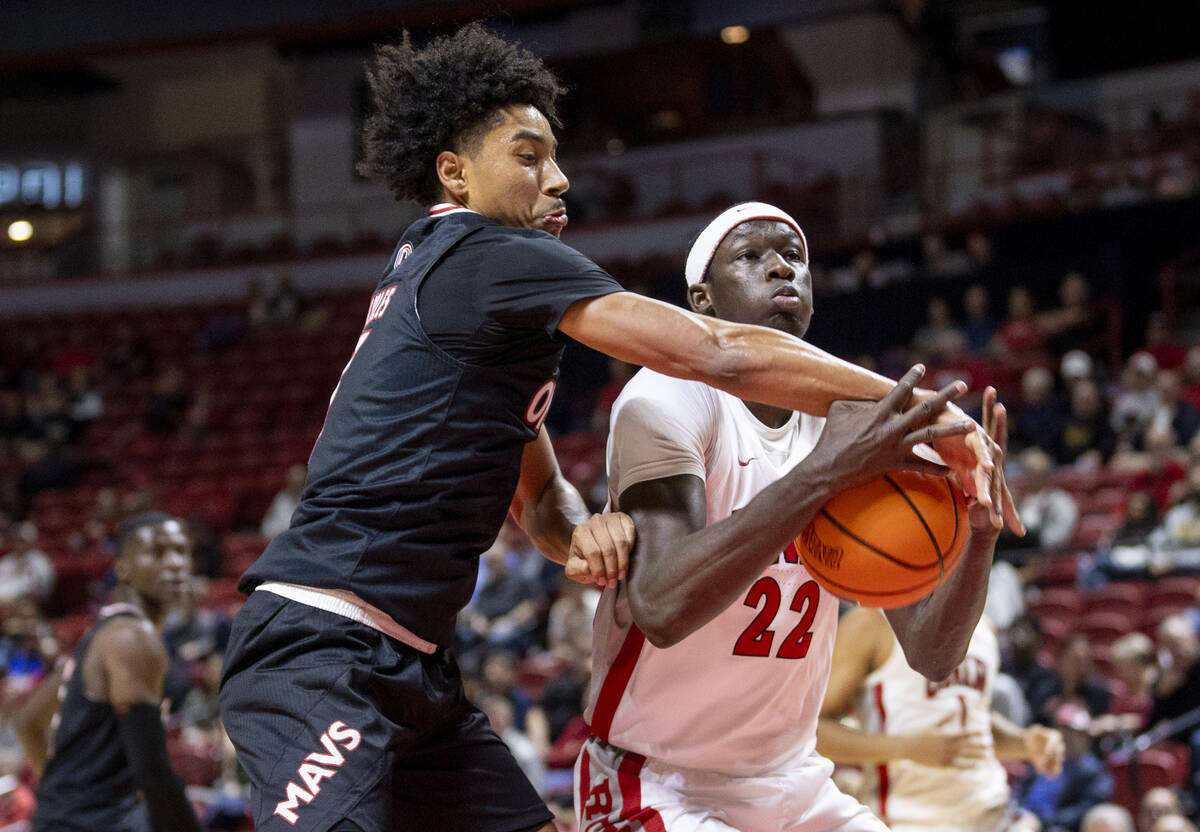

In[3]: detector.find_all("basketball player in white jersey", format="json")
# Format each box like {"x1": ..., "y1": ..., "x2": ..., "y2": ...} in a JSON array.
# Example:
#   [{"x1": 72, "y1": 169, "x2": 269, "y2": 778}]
[
  {"x1": 575, "y1": 202, "x2": 1018, "y2": 832},
  {"x1": 818, "y1": 609, "x2": 1064, "y2": 832}
]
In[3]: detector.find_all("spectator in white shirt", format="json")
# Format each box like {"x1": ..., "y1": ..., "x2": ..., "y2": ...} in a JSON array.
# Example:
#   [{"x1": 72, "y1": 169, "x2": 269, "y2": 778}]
[
  {"x1": 1017, "y1": 447, "x2": 1080, "y2": 551},
  {"x1": 259, "y1": 463, "x2": 306, "y2": 539}
]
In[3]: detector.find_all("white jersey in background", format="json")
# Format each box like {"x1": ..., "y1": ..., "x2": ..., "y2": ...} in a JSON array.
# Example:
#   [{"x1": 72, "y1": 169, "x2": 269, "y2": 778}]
[
  {"x1": 858, "y1": 618, "x2": 1010, "y2": 831},
  {"x1": 584, "y1": 367, "x2": 838, "y2": 775}
]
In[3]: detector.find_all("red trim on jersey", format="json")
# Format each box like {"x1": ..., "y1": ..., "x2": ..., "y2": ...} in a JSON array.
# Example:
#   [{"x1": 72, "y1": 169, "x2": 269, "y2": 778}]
[
  {"x1": 578, "y1": 746, "x2": 591, "y2": 825},
  {"x1": 783, "y1": 540, "x2": 800, "y2": 563},
  {"x1": 616, "y1": 751, "x2": 666, "y2": 832},
  {"x1": 874, "y1": 682, "x2": 889, "y2": 821},
  {"x1": 590, "y1": 625, "x2": 646, "y2": 742},
  {"x1": 428, "y1": 203, "x2": 475, "y2": 216}
]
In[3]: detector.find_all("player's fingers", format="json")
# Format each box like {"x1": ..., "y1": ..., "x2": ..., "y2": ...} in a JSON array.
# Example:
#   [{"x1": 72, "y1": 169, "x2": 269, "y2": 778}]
[
  {"x1": 607, "y1": 512, "x2": 636, "y2": 581},
  {"x1": 571, "y1": 524, "x2": 609, "y2": 588},
  {"x1": 588, "y1": 517, "x2": 623, "y2": 586},
  {"x1": 900, "y1": 380, "x2": 966, "y2": 430},
  {"x1": 884, "y1": 365, "x2": 926, "y2": 412},
  {"x1": 904, "y1": 419, "x2": 974, "y2": 450},
  {"x1": 981, "y1": 386, "x2": 997, "y2": 437},
  {"x1": 564, "y1": 555, "x2": 592, "y2": 584}
]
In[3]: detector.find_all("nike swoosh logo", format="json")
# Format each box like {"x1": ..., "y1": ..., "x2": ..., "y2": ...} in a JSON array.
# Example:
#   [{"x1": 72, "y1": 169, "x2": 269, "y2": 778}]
[{"x1": 738, "y1": 457, "x2": 757, "y2": 467}]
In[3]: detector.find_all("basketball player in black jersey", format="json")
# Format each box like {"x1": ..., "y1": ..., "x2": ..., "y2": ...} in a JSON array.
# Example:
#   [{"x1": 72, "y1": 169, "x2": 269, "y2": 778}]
[
  {"x1": 16, "y1": 511, "x2": 202, "y2": 832},
  {"x1": 218, "y1": 23, "x2": 1023, "y2": 832}
]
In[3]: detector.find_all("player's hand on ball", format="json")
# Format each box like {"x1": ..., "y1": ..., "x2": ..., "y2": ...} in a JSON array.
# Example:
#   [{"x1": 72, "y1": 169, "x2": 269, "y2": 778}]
[
  {"x1": 565, "y1": 512, "x2": 635, "y2": 588},
  {"x1": 813, "y1": 365, "x2": 974, "y2": 492},
  {"x1": 931, "y1": 385, "x2": 1024, "y2": 536},
  {"x1": 1024, "y1": 725, "x2": 1064, "y2": 777}
]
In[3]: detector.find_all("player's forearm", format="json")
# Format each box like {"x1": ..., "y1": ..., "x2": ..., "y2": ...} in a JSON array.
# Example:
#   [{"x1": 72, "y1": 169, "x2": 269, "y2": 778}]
[
  {"x1": 990, "y1": 711, "x2": 1031, "y2": 760},
  {"x1": 563, "y1": 292, "x2": 896, "y2": 416},
  {"x1": 816, "y1": 717, "x2": 905, "y2": 765},
  {"x1": 514, "y1": 471, "x2": 590, "y2": 564},
  {"x1": 13, "y1": 669, "x2": 61, "y2": 776},
  {"x1": 628, "y1": 462, "x2": 838, "y2": 648},
  {"x1": 115, "y1": 704, "x2": 203, "y2": 832},
  {"x1": 887, "y1": 527, "x2": 999, "y2": 681}
]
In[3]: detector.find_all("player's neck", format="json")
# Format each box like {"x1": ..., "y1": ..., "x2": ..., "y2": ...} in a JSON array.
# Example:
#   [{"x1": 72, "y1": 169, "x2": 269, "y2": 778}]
[
  {"x1": 742, "y1": 399, "x2": 793, "y2": 429},
  {"x1": 113, "y1": 586, "x2": 166, "y2": 630}
]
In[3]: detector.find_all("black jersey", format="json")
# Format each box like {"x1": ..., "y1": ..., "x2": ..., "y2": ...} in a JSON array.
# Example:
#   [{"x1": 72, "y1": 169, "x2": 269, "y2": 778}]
[
  {"x1": 33, "y1": 604, "x2": 146, "y2": 832},
  {"x1": 240, "y1": 208, "x2": 622, "y2": 646}
]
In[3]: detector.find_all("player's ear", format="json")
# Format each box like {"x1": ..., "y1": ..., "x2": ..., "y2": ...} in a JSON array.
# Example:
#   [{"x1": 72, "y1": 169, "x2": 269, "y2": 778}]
[
  {"x1": 687, "y1": 283, "x2": 713, "y2": 315},
  {"x1": 435, "y1": 150, "x2": 468, "y2": 199}
]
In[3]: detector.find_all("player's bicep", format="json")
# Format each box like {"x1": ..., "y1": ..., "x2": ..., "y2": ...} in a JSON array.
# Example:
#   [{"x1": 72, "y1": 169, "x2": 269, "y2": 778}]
[
  {"x1": 821, "y1": 607, "x2": 888, "y2": 718},
  {"x1": 619, "y1": 475, "x2": 706, "y2": 591}
]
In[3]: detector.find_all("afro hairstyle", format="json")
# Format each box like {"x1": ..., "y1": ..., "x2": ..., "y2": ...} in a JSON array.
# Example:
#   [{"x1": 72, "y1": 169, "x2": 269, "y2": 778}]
[{"x1": 358, "y1": 22, "x2": 566, "y2": 205}]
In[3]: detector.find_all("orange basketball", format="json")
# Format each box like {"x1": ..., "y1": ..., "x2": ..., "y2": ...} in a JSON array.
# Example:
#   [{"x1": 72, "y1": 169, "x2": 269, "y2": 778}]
[{"x1": 794, "y1": 471, "x2": 968, "y2": 609}]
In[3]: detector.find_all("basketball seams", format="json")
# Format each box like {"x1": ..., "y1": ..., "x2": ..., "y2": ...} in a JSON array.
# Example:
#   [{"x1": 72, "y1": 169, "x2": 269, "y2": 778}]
[
  {"x1": 800, "y1": 548, "x2": 943, "y2": 605},
  {"x1": 882, "y1": 474, "x2": 945, "y2": 579},
  {"x1": 816, "y1": 509, "x2": 939, "y2": 571}
]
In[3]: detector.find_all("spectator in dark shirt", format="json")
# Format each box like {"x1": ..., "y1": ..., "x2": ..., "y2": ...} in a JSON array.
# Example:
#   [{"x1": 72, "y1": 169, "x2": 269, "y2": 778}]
[
  {"x1": 1057, "y1": 378, "x2": 1117, "y2": 467},
  {"x1": 1153, "y1": 370, "x2": 1200, "y2": 448},
  {"x1": 1011, "y1": 366, "x2": 1066, "y2": 456},
  {"x1": 962, "y1": 282, "x2": 1000, "y2": 355},
  {"x1": 1030, "y1": 634, "x2": 1112, "y2": 726},
  {"x1": 1150, "y1": 615, "x2": 1200, "y2": 742},
  {"x1": 460, "y1": 543, "x2": 540, "y2": 659},
  {"x1": 1042, "y1": 272, "x2": 1105, "y2": 358},
  {"x1": 1004, "y1": 614, "x2": 1060, "y2": 716},
  {"x1": 1020, "y1": 702, "x2": 1113, "y2": 832},
  {"x1": 145, "y1": 365, "x2": 189, "y2": 435}
]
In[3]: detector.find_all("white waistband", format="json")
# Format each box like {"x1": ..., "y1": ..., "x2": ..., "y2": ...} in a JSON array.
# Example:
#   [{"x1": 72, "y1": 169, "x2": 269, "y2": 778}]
[{"x1": 255, "y1": 583, "x2": 438, "y2": 654}]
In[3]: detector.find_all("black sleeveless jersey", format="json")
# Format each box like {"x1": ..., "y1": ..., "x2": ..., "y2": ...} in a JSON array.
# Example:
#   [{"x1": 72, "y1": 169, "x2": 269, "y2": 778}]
[
  {"x1": 33, "y1": 604, "x2": 146, "y2": 832},
  {"x1": 240, "y1": 209, "x2": 622, "y2": 646}
]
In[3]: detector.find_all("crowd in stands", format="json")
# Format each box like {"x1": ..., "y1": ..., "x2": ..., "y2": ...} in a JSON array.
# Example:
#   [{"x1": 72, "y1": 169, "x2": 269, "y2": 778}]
[{"x1": 1, "y1": 217, "x2": 1200, "y2": 830}]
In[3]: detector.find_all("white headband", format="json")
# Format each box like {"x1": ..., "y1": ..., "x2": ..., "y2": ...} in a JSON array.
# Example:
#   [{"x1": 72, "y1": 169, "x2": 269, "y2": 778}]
[{"x1": 684, "y1": 202, "x2": 807, "y2": 288}]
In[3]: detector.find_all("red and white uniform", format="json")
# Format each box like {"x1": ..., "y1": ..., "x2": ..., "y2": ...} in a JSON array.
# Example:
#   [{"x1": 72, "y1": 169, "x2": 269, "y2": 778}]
[
  {"x1": 858, "y1": 619, "x2": 1011, "y2": 832},
  {"x1": 576, "y1": 368, "x2": 885, "y2": 832}
]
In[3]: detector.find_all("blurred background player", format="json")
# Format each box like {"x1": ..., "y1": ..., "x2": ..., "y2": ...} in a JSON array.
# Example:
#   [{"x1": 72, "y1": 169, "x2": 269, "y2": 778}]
[
  {"x1": 576, "y1": 202, "x2": 1012, "y2": 831},
  {"x1": 819, "y1": 611, "x2": 1064, "y2": 832},
  {"x1": 220, "y1": 23, "x2": 1014, "y2": 832},
  {"x1": 14, "y1": 511, "x2": 202, "y2": 832}
]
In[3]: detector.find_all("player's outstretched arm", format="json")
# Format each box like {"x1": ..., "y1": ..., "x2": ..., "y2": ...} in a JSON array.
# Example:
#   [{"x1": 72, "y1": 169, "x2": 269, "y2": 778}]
[
  {"x1": 622, "y1": 367, "x2": 972, "y2": 648},
  {"x1": 510, "y1": 427, "x2": 634, "y2": 587},
  {"x1": 96, "y1": 620, "x2": 203, "y2": 832},
  {"x1": 884, "y1": 388, "x2": 1007, "y2": 682},
  {"x1": 992, "y1": 711, "x2": 1064, "y2": 776},
  {"x1": 559, "y1": 291, "x2": 1022, "y2": 534},
  {"x1": 12, "y1": 666, "x2": 63, "y2": 776}
]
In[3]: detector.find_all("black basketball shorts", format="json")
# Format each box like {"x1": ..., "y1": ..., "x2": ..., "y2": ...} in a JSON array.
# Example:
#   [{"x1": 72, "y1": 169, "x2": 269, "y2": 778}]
[{"x1": 218, "y1": 591, "x2": 553, "y2": 832}]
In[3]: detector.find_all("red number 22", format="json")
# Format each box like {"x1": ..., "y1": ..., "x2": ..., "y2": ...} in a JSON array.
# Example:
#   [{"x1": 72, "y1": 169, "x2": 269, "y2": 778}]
[{"x1": 732, "y1": 578, "x2": 820, "y2": 659}]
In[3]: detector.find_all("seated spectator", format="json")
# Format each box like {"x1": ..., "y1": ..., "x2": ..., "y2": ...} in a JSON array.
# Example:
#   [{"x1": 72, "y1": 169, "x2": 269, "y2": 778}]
[
  {"x1": 1003, "y1": 614, "x2": 1059, "y2": 719},
  {"x1": 260, "y1": 463, "x2": 307, "y2": 539},
  {"x1": 479, "y1": 694, "x2": 545, "y2": 798},
  {"x1": 1159, "y1": 463, "x2": 1200, "y2": 547},
  {"x1": 1011, "y1": 366, "x2": 1065, "y2": 456},
  {"x1": 966, "y1": 230, "x2": 998, "y2": 281},
  {"x1": 1149, "y1": 616, "x2": 1200, "y2": 780},
  {"x1": 1082, "y1": 803, "x2": 1134, "y2": 832},
  {"x1": 64, "y1": 366, "x2": 104, "y2": 440},
  {"x1": 1017, "y1": 447, "x2": 1081, "y2": 553},
  {"x1": 962, "y1": 282, "x2": 1000, "y2": 355},
  {"x1": 1151, "y1": 817, "x2": 1200, "y2": 832},
  {"x1": 1030, "y1": 633, "x2": 1112, "y2": 725},
  {"x1": 1139, "y1": 788, "x2": 1184, "y2": 832},
  {"x1": 163, "y1": 577, "x2": 231, "y2": 713},
  {"x1": 1153, "y1": 370, "x2": 1200, "y2": 448},
  {"x1": 911, "y1": 297, "x2": 964, "y2": 364},
  {"x1": 925, "y1": 329, "x2": 994, "y2": 414},
  {"x1": 1102, "y1": 632, "x2": 1157, "y2": 731},
  {"x1": 1058, "y1": 377, "x2": 1117, "y2": 468},
  {"x1": 920, "y1": 231, "x2": 972, "y2": 277},
  {"x1": 459, "y1": 544, "x2": 540, "y2": 660},
  {"x1": 1020, "y1": 702, "x2": 1114, "y2": 831},
  {"x1": 478, "y1": 650, "x2": 549, "y2": 753},
  {"x1": 1061, "y1": 349, "x2": 1097, "y2": 389},
  {"x1": 145, "y1": 364, "x2": 190, "y2": 434},
  {"x1": 1117, "y1": 427, "x2": 1189, "y2": 513},
  {"x1": 1112, "y1": 353, "x2": 1164, "y2": 448},
  {"x1": 589, "y1": 358, "x2": 636, "y2": 434},
  {"x1": 1181, "y1": 347, "x2": 1200, "y2": 413},
  {"x1": 0, "y1": 522, "x2": 55, "y2": 607},
  {"x1": 1141, "y1": 312, "x2": 1189, "y2": 372},
  {"x1": 992, "y1": 285, "x2": 1046, "y2": 360},
  {"x1": 1042, "y1": 272, "x2": 1105, "y2": 357}
]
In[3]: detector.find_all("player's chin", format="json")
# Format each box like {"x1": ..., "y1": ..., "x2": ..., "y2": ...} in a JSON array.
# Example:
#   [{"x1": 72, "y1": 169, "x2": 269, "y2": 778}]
[{"x1": 766, "y1": 312, "x2": 809, "y2": 339}]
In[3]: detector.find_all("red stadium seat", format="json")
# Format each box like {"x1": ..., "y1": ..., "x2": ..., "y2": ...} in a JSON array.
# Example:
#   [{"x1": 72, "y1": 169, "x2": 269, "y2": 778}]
[
  {"x1": 1078, "y1": 610, "x2": 1138, "y2": 648},
  {"x1": 1084, "y1": 582, "x2": 1149, "y2": 617},
  {"x1": 1108, "y1": 748, "x2": 1188, "y2": 814},
  {"x1": 1028, "y1": 586, "x2": 1085, "y2": 619},
  {"x1": 1148, "y1": 575, "x2": 1200, "y2": 609}
]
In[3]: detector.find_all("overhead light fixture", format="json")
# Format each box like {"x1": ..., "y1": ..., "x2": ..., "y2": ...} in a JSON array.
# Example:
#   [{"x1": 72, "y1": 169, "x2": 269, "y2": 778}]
[
  {"x1": 7, "y1": 220, "x2": 33, "y2": 242},
  {"x1": 721, "y1": 25, "x2": 750, "y2": 45}
]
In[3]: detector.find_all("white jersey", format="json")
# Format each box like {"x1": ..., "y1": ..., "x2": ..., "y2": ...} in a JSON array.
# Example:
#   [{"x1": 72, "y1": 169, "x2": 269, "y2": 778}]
[
  {"x1": 858, "y1": 618, "x2": 1009, "y2": 828},
  {"x1": 585, "y1": 368, "x2": 838, "y2": 776}
]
